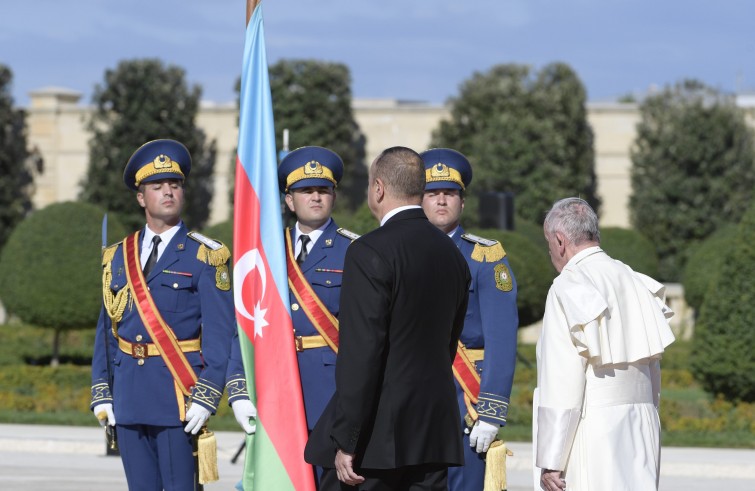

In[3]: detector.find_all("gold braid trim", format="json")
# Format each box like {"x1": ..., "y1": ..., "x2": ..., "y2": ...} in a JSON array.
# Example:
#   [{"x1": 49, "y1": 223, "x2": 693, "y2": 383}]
[
  {"x1": 102, "y1": 244, "x2": 130, "y2": 324},
  {"x1": 196, "y1": 243, "x2": 231, "y2": 267},
  {"x1": 101, "y1": 244, "x2": 117, "y2": 266},
  {"x1": 470, "y1": 242, "x2": 506, "y2": 263}
]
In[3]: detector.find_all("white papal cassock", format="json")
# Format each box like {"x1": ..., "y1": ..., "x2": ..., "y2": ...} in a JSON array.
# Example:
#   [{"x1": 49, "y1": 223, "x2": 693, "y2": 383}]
[{"x1": 533, "y1": 247, "x2": 676, "y2": 490}]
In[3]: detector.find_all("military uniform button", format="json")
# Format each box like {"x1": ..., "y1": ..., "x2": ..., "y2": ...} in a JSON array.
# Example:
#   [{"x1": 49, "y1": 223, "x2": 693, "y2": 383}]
[
  {"x1": 137, "y1": 359, "x2": 145, "y2": 366},
  {"x1": 173, "y1": 283, "x2": 179, "y2": 289},
  {"x1": 136, "y1": 335, "x2": 143, "y2": 341},
  {"x1": 326, "y1": 280, "x2": 332, "y2": 285},
  {"x1": 292, "y1": 303, "x2": 300, "y2": 311}
]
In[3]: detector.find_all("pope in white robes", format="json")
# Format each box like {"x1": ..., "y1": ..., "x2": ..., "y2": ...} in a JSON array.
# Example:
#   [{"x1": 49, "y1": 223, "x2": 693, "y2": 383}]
[{"x1": 533, "y1": 197, "x2": 675, "y2": 491}]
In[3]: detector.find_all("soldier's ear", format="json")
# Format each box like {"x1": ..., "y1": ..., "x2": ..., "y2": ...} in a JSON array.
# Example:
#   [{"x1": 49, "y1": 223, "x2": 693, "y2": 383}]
[{"x1": 284, "y1": 193, "x2": 295, "y2": 213}]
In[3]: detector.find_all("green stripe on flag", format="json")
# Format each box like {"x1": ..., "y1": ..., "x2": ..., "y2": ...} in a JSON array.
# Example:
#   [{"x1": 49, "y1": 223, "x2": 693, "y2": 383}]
[{"x1": 242, "y1": 423, "x2": 297, "y2": 491}]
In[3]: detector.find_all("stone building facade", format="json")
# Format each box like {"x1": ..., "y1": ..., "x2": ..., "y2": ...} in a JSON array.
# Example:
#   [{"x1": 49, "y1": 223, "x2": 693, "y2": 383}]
[
  {"x1": 21, "y1": 86, "x2": 755, "y2": 337},
  {"x1": 25, "y1": 87, "x2": 640, "y2": 228}
]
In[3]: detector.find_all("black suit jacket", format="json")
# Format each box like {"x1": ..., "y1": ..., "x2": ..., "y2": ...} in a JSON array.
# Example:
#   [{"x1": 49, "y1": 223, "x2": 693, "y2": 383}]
[{"x1": 305, "y1": 207, "x2": 471, "y2": 469}]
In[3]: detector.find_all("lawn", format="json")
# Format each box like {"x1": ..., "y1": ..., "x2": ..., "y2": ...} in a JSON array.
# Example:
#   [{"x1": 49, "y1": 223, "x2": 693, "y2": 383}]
[
  {"x1": 503, "y1": 343, "x2": 755, "y2": 448},
  {"x1": 0, "y1": 323, "x2": 752, "y2": 447}
]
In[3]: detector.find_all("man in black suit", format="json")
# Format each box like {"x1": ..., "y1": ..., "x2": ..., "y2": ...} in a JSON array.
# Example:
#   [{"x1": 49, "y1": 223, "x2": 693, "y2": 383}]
[{"x1": 305, "y1": 146, "x2": 471, "y2": 491}]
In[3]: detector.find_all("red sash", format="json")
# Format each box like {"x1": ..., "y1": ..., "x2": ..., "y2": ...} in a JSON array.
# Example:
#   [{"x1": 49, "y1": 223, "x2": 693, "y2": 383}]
[
  {"x1": 453, "y1": 342, "x2": 481, "y2": 420},
  {"x1": 285, "y1": 229, "x2": 340, "y2": 353},
  {"x1": 123, "y1": 232, "x2": 198, "y2": 395}
]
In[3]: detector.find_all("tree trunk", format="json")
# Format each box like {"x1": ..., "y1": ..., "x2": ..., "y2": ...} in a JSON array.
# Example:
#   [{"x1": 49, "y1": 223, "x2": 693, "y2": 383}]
[{"x1": 51, "y1": 328, "x2": 60, "y2": 367}]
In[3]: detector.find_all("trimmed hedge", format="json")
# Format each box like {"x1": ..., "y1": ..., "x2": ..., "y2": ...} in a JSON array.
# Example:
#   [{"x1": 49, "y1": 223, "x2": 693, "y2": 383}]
[
  {"x1": 682, "y1": 224, "x2": 737, "y2": 313},
  {"x1": 0, "y1": 202, "x2": 126, "y2": 330},
  {"x1": 468, "y1": 228, "x2": 555, "y2": 326},
  {"x1": 599, "y1": 226, "x2": 659, "y2": 278},
  {"x1": 691, "y1": 203, "x2": 755, "y2": 402},
  {"x1": 512, "y1": 219, "x2": 547, "y2": 251}
]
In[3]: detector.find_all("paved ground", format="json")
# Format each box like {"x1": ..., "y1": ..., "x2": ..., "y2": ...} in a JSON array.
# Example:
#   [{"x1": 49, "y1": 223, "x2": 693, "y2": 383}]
[{"x1": 0, "y1": 423, "x2": 753, "y2": 490}]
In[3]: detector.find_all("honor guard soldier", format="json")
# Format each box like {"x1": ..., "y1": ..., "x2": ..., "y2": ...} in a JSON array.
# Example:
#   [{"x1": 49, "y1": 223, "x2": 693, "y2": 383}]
[
  {"x1": 90, "y1": 139, "x2": 236, "y2": 490},
  {"x1": 225, "y1": 146, "x2": 358, "y2": 486},
  {"x1": 421, "y1": 148, "x2": 519, "y2": 491}
]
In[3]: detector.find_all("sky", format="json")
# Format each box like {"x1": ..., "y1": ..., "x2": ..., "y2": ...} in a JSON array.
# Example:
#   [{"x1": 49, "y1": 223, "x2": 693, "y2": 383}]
[{"x1": 2, "y1": 0, "x2": 754, "y2": 108}]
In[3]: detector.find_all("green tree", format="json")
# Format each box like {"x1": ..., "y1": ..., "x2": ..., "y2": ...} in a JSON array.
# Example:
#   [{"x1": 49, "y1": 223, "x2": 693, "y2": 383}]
[
  {"x1": 269, "y1": 59, "x2": 368, "y2": 209},
  {"x1": 431, "y1": 62, "x2": 599, "y2": 225},
  {"x1": 682, "y1": 224, "x2": 738, "y2": 314},
  {"x1": 0, "y1": 64, "x2": 35, "y2": 251},
  {"x1": 691, "y1": 201, "x2": 755, "y2": 402},
  {"x1": 0, "y1": 202, "x2": 127, "y2": 366},
  {"x1": 599, "y1": 227, "x2": 659, "y2": 278},
  {"x1": 79, "y1": 58, "x2": 217, "y2": 231},
  {"x1": 630, "y1": 79, "x2": 755, "y2": 280}
]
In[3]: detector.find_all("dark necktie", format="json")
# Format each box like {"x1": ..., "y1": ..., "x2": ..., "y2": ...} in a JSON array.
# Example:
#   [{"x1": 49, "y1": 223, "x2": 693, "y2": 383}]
[
  {"x1": 297, "y1": 235, "x2": 311, "y2": 265},
  {"x1": 143, "y1": 235, "x2": 162, "y2": 277}
]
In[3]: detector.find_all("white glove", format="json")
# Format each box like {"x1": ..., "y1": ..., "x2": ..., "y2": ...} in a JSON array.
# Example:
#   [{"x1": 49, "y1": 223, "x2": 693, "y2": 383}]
[
  {"x1": 231, "y1": 399, "x2": 257, "y2": 434},
  {"x1": 184, "y1": 403, "x2": 211, "y2": 435},
  {"x1": 469, "y1": 419, "x2": 499, "y2": 453},
  {"x1": 93, "y1": 403, "x2": 115, "y2": 427}
]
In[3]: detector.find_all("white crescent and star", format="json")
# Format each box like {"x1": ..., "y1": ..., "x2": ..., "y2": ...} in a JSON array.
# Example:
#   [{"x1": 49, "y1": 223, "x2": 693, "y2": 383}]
[{"x1": 233, "y1": 248, "x2": 270, "y2": 337}]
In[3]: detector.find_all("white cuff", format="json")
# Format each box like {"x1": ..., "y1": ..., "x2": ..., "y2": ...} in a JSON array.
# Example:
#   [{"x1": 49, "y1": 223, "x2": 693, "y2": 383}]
[{"x1": 535, "y1": 406, "x2": 581, "y2": 471}]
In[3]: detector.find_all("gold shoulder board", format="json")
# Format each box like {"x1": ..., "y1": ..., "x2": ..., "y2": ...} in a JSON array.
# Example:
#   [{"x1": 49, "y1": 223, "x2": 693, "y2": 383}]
[
  {"x1": 190, "y1": 232, "x2": 230, "y2": 267},
  {"x1": 101, "y1": 242, "x2": 122, "y2": 266},
  {"x1": 461, "y1": 233, "x2": 506, "y2": 263}
]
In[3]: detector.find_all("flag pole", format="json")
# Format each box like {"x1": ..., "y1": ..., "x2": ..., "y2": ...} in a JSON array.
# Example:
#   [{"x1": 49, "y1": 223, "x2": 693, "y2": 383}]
[{"x1": 247, "y1": 0, "x2": 260, "y2": 25}]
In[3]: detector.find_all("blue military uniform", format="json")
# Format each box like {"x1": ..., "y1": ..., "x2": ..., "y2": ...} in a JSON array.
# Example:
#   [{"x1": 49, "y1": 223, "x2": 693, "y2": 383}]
[
  {"x1": 287, "y1": 219, "x2": 355, "y2": 429},
  {"x1": 91, "y1": 139, "x2": 235, "y2": 490},
  {"x1": 421, "y1": 148, "x2": 519, "y2": 491}
]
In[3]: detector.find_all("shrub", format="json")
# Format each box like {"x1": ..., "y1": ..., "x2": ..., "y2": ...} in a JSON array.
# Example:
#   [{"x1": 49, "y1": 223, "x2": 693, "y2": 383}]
[
  {"x1": 468, "y1": 228, "x2": 555, "y2": 326},
  {"x1": 513, "y1": 219, "x2": 547, "y2": 251},
  {"x1": 599, "y1": 227, "x2": 659, "y2": 278},
  {"x1": 0, "y1": 202, "x2": 126, "y2": 364},
  {"x1": 682, "y1": 224, "x2": 737, "y2": 313},
  {"x1": 691, "y1": 202, "x2": 755, "y2": 402}
]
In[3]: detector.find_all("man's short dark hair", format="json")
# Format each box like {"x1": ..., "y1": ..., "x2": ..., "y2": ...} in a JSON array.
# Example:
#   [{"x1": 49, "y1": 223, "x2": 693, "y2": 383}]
[{"x1": 373, "y1": 146, "x2": 425, "y2": 200}]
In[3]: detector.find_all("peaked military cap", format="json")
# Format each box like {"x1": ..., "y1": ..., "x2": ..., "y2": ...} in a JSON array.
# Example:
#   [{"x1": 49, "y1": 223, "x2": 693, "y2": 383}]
[
  {"x1": 123, "y1": 139, "x2": 192, "y2": 191},
  {"x1": 278, "y1": 146, "x2": 343, "y2": 193},
  {"x1": 420, "y1": 148, "x2": 473, "y2": 191}
]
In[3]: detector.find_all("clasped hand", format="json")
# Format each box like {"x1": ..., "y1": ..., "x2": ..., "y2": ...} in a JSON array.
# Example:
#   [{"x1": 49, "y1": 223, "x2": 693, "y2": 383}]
[
  {"x1": 184, "y1": 403, "x2": 211, "y2": 434},
  {"x1": 469, "y1": 419, "x2": 499, "y2": 453}
]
